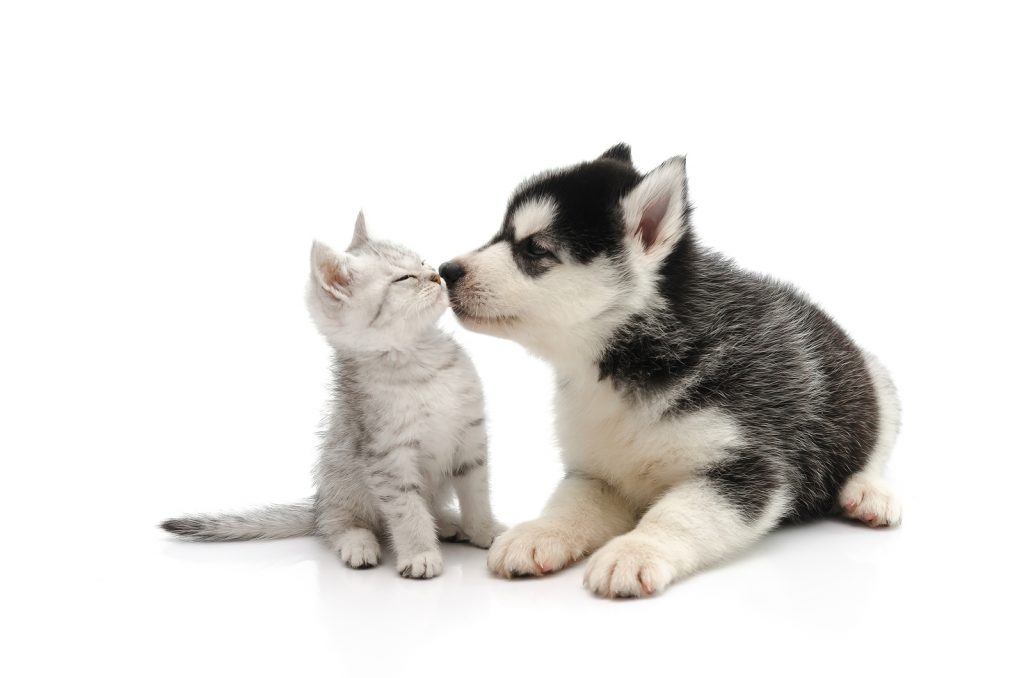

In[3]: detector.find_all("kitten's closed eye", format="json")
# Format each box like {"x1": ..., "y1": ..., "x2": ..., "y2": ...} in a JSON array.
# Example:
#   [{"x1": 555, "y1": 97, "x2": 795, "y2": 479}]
[{"x1": 393, "y1": 274, "x2": 416, "y2": 283}]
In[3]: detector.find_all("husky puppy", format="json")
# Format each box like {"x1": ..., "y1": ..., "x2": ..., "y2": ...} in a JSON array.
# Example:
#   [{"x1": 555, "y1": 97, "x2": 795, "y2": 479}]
[
  {"x1": 163, "y1": 214, "x2": 502, "y2": 579},
  {"x1": 440, "y1": 145, "x2": 901, "y2": 597}
]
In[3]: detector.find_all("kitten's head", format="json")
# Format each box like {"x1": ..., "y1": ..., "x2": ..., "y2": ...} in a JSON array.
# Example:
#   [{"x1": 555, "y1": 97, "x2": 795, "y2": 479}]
[{"x1": 307, "y1": 213, "x2": 447, "y2": 351}]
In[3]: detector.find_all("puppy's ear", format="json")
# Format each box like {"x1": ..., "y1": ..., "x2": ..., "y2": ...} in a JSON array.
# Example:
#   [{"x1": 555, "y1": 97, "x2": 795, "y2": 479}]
[
  {"x1": 311, "y1": 241, "x2": 353, "y2": 300},
  {"x1": 621, "y1": 156, "x2": 689, "y2": 260},
  {"x1": 598, "y1": 143, "x2": 633, "y2": 165},
  {"x1": 347, "y1": 211, "x2": 370, "y2": 251}
]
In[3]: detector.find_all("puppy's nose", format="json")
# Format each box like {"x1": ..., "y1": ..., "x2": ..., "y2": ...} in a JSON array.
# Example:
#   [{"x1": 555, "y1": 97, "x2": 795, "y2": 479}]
[{"x1": 439, "y1": 260, "x2": 466, "y2": 288}]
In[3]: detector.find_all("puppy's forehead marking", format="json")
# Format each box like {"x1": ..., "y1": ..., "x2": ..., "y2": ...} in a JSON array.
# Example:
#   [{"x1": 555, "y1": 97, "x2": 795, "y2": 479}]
[{"x1": 511, "y1": 196, "x2": 558, "y2": 241}]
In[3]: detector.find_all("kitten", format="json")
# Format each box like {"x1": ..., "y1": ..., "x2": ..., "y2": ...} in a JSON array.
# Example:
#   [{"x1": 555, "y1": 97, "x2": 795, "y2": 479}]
[{"x1": 162, "y1": 213, "x2": 502, "y2": 579}]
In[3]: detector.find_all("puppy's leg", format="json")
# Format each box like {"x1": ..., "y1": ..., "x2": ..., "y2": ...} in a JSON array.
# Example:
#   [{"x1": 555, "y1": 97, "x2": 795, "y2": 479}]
[
  {"x1": 584, "y1": 477, "x2": 788, "y2": 597},
  {"x1": 840, "y1": 473, "x2": 902, "y2": 527},
  {"x1": 487, "y1": 473, "x2": 635, "y2": 577},
  {"x1": 450, "y1": 423, "x2": 504, "y2": 548}
]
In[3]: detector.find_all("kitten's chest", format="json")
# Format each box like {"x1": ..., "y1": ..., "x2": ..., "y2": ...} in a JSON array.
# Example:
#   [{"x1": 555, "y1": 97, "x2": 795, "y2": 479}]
[{"x1": 365, "y1": 354, "x2": 480, "y2": 454}]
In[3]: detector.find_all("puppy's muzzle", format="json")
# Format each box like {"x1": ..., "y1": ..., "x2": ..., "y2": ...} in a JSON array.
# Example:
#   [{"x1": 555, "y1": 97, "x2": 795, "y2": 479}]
[{"x1": 439, "y1": 260, "x2": 466, "y2": 289}]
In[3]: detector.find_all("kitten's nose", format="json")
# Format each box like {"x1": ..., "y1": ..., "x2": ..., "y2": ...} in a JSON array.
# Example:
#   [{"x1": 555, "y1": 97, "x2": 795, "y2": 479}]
[
  {"x1": 439, "y1": 261, "x2": 466, "y2": 288},
  {"x1": 429, "y1": 272, "x2": 442, "y2": 285}
]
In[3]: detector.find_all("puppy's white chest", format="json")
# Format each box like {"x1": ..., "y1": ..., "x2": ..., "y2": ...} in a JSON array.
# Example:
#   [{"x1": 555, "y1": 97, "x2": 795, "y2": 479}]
[{"x1": 554, "y1": 375, "x2": 742, "y2": 504}]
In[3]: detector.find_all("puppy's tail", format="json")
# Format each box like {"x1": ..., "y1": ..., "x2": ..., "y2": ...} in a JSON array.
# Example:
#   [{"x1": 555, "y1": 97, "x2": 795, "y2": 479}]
[{"x1": 161, "y1": 498, "x2": 316, "y2": 541}]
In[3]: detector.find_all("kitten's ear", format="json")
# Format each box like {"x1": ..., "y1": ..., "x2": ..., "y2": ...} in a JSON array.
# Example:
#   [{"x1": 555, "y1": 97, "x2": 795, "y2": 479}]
[
  {"x1": 347, "y1": 211, "x2": 370, "y2": 251},
  {"x1": 311, "y1": 241, "x2": 353, "y2": 300},
  {"x1": 621, "y1": 156, "x2": 689, "y2": 260},
  {"x1": 598, "y1": 143, "x2": 633, "y2": 166}
]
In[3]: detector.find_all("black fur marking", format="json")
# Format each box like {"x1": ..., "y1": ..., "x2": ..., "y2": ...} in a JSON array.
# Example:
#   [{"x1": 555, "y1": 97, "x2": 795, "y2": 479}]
[
  {"x1": 161, "y1": 518, "x2": 203, "y2": 537},
  {"x1": 598, "y1": 143, "x2": 633, "y2": 165},
  {"x1": 373, "y1": 440, "x2": 422, "y2": 457},
  {"x1": 494, "y1": 159, "x2": 643, "y2": 278},
  {"x1": 704, "y1": 449, "x2": 781, "y2": 522}
]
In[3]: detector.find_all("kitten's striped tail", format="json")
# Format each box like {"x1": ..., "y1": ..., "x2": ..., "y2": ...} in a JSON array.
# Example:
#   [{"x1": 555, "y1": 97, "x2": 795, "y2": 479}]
[{"x1": 160, "y1": 498, "x2": 316, "y2": 541}]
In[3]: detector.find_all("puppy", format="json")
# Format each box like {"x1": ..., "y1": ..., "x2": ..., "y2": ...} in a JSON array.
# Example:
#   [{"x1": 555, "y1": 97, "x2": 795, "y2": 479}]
[{"x1": 440, "y1": 144, "x2": 900, "y2": 597}]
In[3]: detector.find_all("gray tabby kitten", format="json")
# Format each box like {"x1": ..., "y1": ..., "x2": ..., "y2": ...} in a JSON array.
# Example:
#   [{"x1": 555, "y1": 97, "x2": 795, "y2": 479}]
[{"x1": 162, "y1": 214, "x2": 502, "y2": 579}]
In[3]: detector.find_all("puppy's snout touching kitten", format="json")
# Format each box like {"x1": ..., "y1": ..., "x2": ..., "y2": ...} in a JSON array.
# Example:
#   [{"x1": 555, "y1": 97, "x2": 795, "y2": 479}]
[
  {"x1": 438, "y1": 260, "x2": 466, "y2": 288},
  {"x1": 162, "y1": 212, "x2": 504, "y2": 579}
]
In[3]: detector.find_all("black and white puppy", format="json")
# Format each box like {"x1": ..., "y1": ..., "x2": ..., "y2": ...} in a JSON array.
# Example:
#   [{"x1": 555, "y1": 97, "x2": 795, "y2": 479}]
[{"x1": 440, "y1": 144, "x2": 901, "y2": 598}]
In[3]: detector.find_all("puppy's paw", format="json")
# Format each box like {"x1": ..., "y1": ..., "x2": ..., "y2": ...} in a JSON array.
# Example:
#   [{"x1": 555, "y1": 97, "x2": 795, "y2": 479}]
[
  {"x1": 397, "y1": 549, "x2": 443, "y2": 579},
  {"x1": 332, "y1": 528, "x2": 381, "y2": 569},
  {"x1": 584, "y1": 534, "x2": 674, "y2": 598},
  {"x1": 487, "y1": 520, "x2": 584, "y2": 577},
  {"x1": 840, "y1": 473, "x2": 902, "y2": 527}
]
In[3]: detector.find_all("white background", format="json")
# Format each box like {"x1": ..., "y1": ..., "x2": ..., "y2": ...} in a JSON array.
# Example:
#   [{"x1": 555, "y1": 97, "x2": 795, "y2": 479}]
[{"x1": 2, "y1": 2, "x2": 1022, "y2": 676}]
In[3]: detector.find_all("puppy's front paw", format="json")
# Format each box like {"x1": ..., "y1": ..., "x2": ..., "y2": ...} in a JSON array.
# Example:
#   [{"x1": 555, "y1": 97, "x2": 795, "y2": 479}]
[
  {"x1": 397, "y1": 549, "x2": 443, "y2": 579},
  {"x1": 584, "y1": 534, "x2": 674, "y2": 598},
  {"x1": 487, "y1": 520, "x2": 584, "y2": 577}
]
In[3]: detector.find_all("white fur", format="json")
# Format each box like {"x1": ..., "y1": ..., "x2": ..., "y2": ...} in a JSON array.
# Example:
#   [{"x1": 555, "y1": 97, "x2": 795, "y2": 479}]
[
  {"x1": 839, "y1": 352, "x2": 903, "y2": 527},
  {"x1": 557, "y1": 370, "x2": 743, "y2": 505},
  {"x1": 620, "y1": 157, "x2": 688, "y2": 260},
  {"x1": 487, "y1": 368, "x2": 781, "y2": 595},
  {"x1": 511, "y1": 197, "x2": 558, "y2": 240}
]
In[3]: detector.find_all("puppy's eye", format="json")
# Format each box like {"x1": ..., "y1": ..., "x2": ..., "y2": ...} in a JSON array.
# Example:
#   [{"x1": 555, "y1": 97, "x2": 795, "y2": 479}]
[
  {"x1": 524, "y1": 240, "x2": 550, "y2": 258},
  {"x1": 393, "y1": 274, "x2": 415, "y2": 283}
]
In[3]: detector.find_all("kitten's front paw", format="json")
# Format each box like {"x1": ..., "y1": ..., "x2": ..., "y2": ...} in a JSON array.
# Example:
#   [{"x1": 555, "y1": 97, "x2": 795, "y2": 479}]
[
  {"x1": 487, "y1": 520, "x2": 584, "y2": 577},
  {"x1": 397, "y1": 549, "x2": 443, "y2": 579},
  {"x1": 583, "y1": 534, "x2": 675, "y2": 598},
  {"x1": 333, "y1": 528, "x2": 381, "y2": 569}
]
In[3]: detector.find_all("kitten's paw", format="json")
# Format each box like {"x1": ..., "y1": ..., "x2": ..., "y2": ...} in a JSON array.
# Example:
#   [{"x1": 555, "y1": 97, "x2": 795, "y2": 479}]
[
  {"x1": 840, "y1": 473, "x2": 902, "y2": 527},
  {"x1": 487, "y1": 520, "x2": 584, "y2": 577},
  {"x1": 465, "y1": 521, "x2": 507, "y2": 549},
  {"x1": 397, "y1": 550, "x2": 443, "y2": 579},
  {"x1": 584, "y1": 534, "x2": 674, "y2": 598},
  {"x1": 333, "y1": 528, "x2": 381, "y2": 569},
  {"x1": 436, "y1": 517, "x2": 469, "y2": 543}
]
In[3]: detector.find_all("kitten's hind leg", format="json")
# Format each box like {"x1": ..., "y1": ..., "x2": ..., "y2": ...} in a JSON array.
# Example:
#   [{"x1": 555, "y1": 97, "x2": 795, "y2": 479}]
[
  {"x1": 450, "y1": 421, "x2": 504, "y2": 548},
  {"x1": 331, "y1": 527, "x2": 381, "y2": 569},
  {"x1": 432, "y1": 482, "x2": 469, "y2": 542},
  {"x1": 316, "y1": 488, "x2": 382, "y2": 569}
]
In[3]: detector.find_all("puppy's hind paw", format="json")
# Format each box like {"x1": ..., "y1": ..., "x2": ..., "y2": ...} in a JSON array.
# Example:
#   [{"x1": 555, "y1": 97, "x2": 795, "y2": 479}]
[{"x1": 840, "y1": 473, "x2": 902, "y2": 528}]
